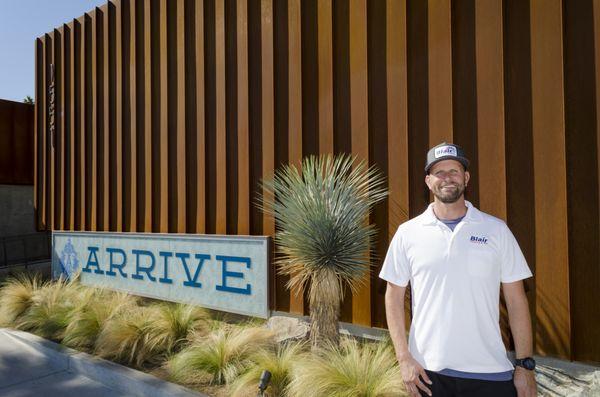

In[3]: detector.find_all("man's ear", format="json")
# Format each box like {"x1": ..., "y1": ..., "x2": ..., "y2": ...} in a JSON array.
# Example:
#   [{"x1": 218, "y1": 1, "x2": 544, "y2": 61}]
[
  {"x1": 465, "y1": 170, "x2": 470, "y2": 186},
  {"x1": 425, "y1": 174, "x2": 432, "y2": 190}
]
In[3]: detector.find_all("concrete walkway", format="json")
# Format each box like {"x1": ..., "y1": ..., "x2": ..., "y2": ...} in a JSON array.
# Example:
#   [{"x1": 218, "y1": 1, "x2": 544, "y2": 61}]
[{"x1": 0, "y1": 328, "x2": 206, "y2": 397}]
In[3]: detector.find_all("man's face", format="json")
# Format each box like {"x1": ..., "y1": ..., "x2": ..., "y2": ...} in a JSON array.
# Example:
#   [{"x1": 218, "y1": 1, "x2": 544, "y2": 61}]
[{"x1": 425, "y1": 160, "x2": 470, "y2": 203}]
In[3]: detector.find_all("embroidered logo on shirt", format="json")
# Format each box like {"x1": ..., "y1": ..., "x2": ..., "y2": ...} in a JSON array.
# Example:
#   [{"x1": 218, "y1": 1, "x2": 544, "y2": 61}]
[
  {"x1": 470, "y1": 235, "x2": 488, "y2": 244},
  {"x1": 434, "y1": 145, "x2": 457, "y2": 158}
]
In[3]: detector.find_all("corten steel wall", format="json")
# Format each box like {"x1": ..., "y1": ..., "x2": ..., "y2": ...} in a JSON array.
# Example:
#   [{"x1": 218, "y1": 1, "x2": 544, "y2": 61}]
[
  {"x1": 35, "y1": 0, "x2": 600, "y2": 363},
  {"x1": 0, "y1": 99, "x2": 34, "y2": 184}
]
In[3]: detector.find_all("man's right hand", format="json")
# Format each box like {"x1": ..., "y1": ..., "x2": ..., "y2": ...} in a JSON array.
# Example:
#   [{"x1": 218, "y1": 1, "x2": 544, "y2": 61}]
[{"x1": 398, "y1": 353, "x2": 433, "y2": 397}]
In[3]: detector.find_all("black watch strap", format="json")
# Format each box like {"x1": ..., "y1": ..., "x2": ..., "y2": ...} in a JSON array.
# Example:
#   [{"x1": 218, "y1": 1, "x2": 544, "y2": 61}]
[{"x1": 515, "y1": 357, "x2": 536, "y2": 370}]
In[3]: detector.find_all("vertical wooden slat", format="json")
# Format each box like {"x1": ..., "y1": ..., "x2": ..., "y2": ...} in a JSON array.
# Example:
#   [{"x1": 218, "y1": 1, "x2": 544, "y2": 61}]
[
  {"x1": 349, "y1": 0, "x2": 370, "y2": 326},
  {"x1": 195, "y1": 0, "x2": 206, "y2": 234},
  {"x1": 262, "y1": 0, "x2": 275, "y2": 237},
  {"x1": 48, "y1": 33, "x2": 55, "y2": 231},
  {"x1": 35, "y1": 38, "x2": 45, "y2": 230},
  {"x1": 596, "y1": 0, "x2": 600, "y2": 264},
  {"x1": 287, "y1": 0, "x2": 304, "y2": 315},
  {"x1": 428, "y1": 0, "x2": 453, "y2": 144},
  {"x1": 317, "y1": 0, "x2": 333, "y2": 154},
  {"x1": 237, "y1": 0, "x2": 250, "y2": 235},
  {"x1": 387, "y1": 0, "x2": 409, "y2": 234},
  {"x1": 214, "y1": 0, "x2": 226, "y2": 235},
  {"x1": 157, "y1": 0, "x2": 169, "y2": 232},
  {"x1": 90, "y1": 13, "x2": 98, "y2": 231},
  {"x1": 113, "y1": 1, "x2": 123, "y2": 231},
  {"x1": 530, "y1": 0, "x2": 571, "y2": 359},
  {"x1": 69, "y1": 22, "x2": 76, "y2": 231},
  {"x1": 475, "y1": 0, "x2": 506, "y2": 220},
  {"x1": 143, "y1": 0, "x2": 152, "y2": 232},
  {"x1": 174, "y1": 0, "x2": 186, "y2": 233},
  {"x1": 126, "y1": 0, "x2": 138, "y2": 232},
  {"x1": 61, "y1": 26, "x2": 68, "y2": 231},
  {"x1": 101, "y1": 6, "x2": 110, "y2": 231},
  {"x1": 79, "y1": 17, "x2": 87, "y2": 231},
  {"x1": 55, "y1": 28, "x2": 64, "y2": 231}
]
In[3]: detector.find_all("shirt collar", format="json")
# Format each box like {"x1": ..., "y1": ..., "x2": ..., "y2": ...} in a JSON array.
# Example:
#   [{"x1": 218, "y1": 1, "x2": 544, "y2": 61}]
[{"x1": 421, "y1": 200, "x2": 482, "y2": 226}]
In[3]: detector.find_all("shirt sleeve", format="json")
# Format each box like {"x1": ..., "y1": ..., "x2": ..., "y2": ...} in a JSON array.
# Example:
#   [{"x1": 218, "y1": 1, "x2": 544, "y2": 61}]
[
  {"x1": 500, "y1": 224, "x2": 533, "y2": 283},
  {"x1": 379, "y1": 230, "x2": 411, "y2": 287}
]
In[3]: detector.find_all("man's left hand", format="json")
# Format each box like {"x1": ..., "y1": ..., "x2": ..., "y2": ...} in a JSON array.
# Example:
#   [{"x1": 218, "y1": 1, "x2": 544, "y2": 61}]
[{"x1": 513, "y1": 366, "x2": 537, "y2": 397}]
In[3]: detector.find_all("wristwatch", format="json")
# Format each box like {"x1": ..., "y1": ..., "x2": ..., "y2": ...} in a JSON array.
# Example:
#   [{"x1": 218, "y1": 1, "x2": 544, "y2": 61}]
[{"x1": 514, "y1": 357, "x2": 536, "y2": 370}]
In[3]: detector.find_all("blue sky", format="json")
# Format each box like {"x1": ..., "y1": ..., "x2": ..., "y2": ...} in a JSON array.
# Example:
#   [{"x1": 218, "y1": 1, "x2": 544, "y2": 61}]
[{"x1": 0, "y1": 0, "x2": 106, "y2": 103}]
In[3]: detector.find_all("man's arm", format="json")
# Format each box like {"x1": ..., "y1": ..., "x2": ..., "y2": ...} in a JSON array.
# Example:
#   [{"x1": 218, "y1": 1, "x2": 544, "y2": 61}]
[
  {"x1": 503, "y1": 280, "x2": 537, "y2": 397},
  {"x1": 385, "y1": 282, "x2": 431, "y2": 397}
]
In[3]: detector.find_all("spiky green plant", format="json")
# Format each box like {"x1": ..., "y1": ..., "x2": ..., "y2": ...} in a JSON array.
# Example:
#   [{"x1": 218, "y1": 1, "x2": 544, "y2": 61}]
[
  {"x1": 287, "y1": 338, "x2": 406, "y2": 397},
  {"x1": 167, "y1": 326, "x2": 275, "y2": 386},
  {"x1": 261, "y1": 154, "x2": 387, "y2": 347},
  {"x1": 229, "y1": 341, "x2": 307, "y2": 397},
  {"x1": 16, "y1": 277, "x2": 84, "y2": 340},
  {"x1": 0, "y1": 273, "x2": 43, "y2": 326},
  {"x1": 62, "y1": 290, "x2": 138, "y2": 350},
  {"x1": 95, "y1": 305, "x2": 159, "y2": 367},
  {"x1": 144, "y1": 302, "x2": 210, "y2": 356}
]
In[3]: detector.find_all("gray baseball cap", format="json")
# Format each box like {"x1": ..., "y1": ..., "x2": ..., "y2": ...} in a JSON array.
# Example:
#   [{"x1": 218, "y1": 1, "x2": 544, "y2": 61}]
[{"x1": 425, "y1": 142, "x2": 470, "y2": 174}]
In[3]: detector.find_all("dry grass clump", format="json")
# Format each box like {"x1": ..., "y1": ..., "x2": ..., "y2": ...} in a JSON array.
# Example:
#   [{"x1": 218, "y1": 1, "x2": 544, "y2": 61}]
[
  {"x1": 62, "y1": 290, "x2": 138, "y2": 351},
  {"x1": 229, "y1": 341, "x2": 306, "y2": 397},
  {"x1": 287, "y1": 338, "x2": 406, "y2": 397},
  {"x1": 16, "y1": 277, "x2": 84, "y2": 340},
  {"x1": 0, "y1": 273, "x2": 43, "y2": 326},
  {"x1": 167, "y1": 325, "x2": 275, "y2": 386},
  {"x1": 144, "y1": 302, "x2": 210, "y2": 356}
]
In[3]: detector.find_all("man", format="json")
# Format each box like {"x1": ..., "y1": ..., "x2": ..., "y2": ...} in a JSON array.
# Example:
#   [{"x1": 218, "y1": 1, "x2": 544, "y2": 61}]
[{"x1": 380, "y1": 142, "x2": 537, "y2": 397}]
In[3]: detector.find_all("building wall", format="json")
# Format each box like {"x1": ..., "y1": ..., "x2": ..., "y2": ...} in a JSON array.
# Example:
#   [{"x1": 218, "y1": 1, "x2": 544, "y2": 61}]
[
  {"x1": 0, "y1": 185, "x2": 36, "y2": 237},
  {"x1": 34, "y1": 0, "x2": 600, "y2": 363},
  {"x1": 0, "y1": 99, "x2": 34, "y2": 185}
]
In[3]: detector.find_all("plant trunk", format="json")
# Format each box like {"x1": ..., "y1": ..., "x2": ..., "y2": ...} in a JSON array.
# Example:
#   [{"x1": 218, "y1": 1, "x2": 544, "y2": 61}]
[{"x1": 309, "y1": 269, "x2": 341, "y2": 349}]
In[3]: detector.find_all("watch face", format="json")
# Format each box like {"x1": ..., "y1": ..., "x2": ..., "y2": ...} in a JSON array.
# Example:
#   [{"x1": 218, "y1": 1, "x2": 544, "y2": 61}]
[{"x1": 522, "y1": 358, "x2": 536, "y2": 370}]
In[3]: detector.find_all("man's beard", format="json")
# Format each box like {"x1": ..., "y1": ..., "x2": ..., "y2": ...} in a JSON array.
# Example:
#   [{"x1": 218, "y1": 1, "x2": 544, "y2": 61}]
[{"x1": 433, "y1": 183, "x2": 465, "y2": 203}]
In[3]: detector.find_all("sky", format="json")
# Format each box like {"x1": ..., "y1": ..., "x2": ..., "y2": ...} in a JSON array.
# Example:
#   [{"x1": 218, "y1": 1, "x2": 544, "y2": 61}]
[{"x1": 0, "y1": 0, "x2": 107, "y2": 103}]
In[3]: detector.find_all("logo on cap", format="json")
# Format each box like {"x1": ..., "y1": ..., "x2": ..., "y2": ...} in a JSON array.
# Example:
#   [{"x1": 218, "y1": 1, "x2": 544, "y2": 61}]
[{"x1": 434, "y1": 145, "x2": 457, "y2": 159}]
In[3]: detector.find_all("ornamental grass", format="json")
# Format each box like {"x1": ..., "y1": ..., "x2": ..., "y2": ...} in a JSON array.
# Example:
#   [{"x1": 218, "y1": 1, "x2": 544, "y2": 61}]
[
  {"x1": 167, "y1": 325, "x2": 275, "y2": 386},
  {"x1": 62, "y1": 289, "x2": 138, "y2": 351},
  {"x1": 0, "y1": 272, "x2": 43, "y2": 326},
  {"x1": 287, "y1": 338, "x2": 406, "y2": 397},
  {"x1": 229, "y1": 341, "x2": 306, "y2": 397},
  {"x1": 16, "y1": 276, "x2": 84, "y2": 341}
]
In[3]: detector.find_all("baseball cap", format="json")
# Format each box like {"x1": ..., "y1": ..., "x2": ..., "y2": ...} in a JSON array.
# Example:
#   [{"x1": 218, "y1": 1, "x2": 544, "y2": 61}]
[{"x1": 424, "y1": 142, "x2": 470, "y2": 174}]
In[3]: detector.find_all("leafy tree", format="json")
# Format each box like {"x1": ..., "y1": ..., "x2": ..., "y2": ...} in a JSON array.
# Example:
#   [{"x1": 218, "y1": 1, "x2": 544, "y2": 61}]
[
  {"x1": 261, "y1": 154, "x2": 387, "y2": 348},
  {"x1": 23, "y1": 96, "x2": 34, "y2": 105}
]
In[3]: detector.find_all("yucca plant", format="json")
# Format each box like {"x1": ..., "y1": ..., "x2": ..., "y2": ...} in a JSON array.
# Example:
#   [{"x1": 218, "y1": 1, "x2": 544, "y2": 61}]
[
  {"x1": 229, "y1": 341, "x2": 306, "y2": 397},
  {"x1": 287, "y1": 338, "x2": 406, "y2": 397},
  {"x1": 144, "y1": 302, "x2": 210, "y2": 356},
  {"x1": 95, "y1": 305, "x2": 159, "y2": 367},
  {"x1": 167, "y1": 326, "x2": 274, "y2": 386},
  {"x1": 16, "y1": 276, "x2": 84, "y2": 340},
  {"x1": 0, "y1": 272, "x2": 43, "y2": 326},
  {"x1": 62, "y1": 290, "x2": 138, "y2": 351},
  {"x1": 261, "y1": 154, "x2": 387, "y2": 347}
]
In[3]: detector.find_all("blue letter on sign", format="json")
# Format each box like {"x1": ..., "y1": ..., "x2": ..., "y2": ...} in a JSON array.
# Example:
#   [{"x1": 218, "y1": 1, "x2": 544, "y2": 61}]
[
  {"x1": 215, "y1": 256, "x2": 251, "y2": 295},
  {"x1": 158, "y1": 251, "x2": 174, "y2": 284},
  {"x1": 82, "y1": 246, "x2": 105, "y2": 275},
  {"x1": 131, "y1": 250, "x2": 156, "y2": 281},
  {"x1": 105, "y1": 248, "x2": 128, "y2": 278},
  {"x1": 177, "y1": 253, "x2": 210, "y2": 288}
]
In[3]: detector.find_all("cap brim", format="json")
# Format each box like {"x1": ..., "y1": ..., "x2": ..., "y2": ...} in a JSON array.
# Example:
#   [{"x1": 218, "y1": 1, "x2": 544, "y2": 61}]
[{"x1": 425, "y1": 157, "x2": 470, "y2": 173}]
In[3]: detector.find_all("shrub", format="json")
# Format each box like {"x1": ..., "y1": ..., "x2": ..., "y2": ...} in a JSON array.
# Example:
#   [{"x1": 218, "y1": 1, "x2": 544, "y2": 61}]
[
  {"x1": 95, "y1": 304, "x2": 160, "y2": 367},
  {"x1": 62, "y1": 289, "x2": 138, "y2": 351},
  {"x1": 144, "y1": 302, "x2": 210, "y2": 356},
  {"x1": 0, "y1": 273, "x2": 42, "y2": 326},
  {"x1": 287, "y1": 338, "x2": 406, "y2": 397},
  {"x1": 16, "y1": 277, "x2": 83, "y2": 340},
  {"x1": 229, "y1": 341, "x2": 306, "y2": 397},
  {"x1": 167, "y1": 326, "x2": 274, "y2": 386}
]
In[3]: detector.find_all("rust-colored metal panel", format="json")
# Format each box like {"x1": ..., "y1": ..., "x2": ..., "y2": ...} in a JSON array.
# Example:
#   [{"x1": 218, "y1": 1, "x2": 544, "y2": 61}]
[
  {"x1": 428, "y1": 0, "x2": 453, "y2": 144},
  {"x1": 54, "y1": 28, "x2": 64, "y2": 231},
  {"x1": 174, "y1": 0, "x2": 186, "y2": 233},
  {"x1": 349, "y1": 0, "x2": 370, "y2": 326},
  {"x1": 194, "y1": 0, "x2": 206, "y2": 234},
  {"x1": 156, "y1": 0, "x2": 168, "y2": 233},
  {"x1": 112, "y1": 0, "x2": 123, "y2": 232},
  {"x1": 79, "y1": 16, "x2": 87, "y2": 231},
  {"x1": 317, "y1": 0, "x2": 333, "y2": 154},
  {"x1": 35, "y1": 40, "x2": 42, "y2": 229},
  {"x1": 141, "y1": 0, "x2": 152, "y2": 232},
  {"x1": 69, "y1": 21, "x2": 77, "y2": 231},
  {"x1": 0, "y1": 105, "x2": 34, "y2": 185},
  {"x1": 125, "y1": 0, "x2": 138, "y2": 232},
  {"x1": 530, "y1": 0, "x2": 571, "y2": 359},
  {"x1": 101, "y1": 5, "x2": 111, "y2": 231},
  {"x1": 475, "y1": 0, "x2": 506, "y2": 220},
  {"x1": 48, "y1": 32, "x2": 55, "y2": 231},
  {"x1": 89, "y1": 12, "x2": 98, "y2": 232},
  {"x1": 237, "y1": 0, "x2": 250, "y2": 236},
  {"x1": 42, "y1": 34, "x2": 49, "y2": 230}
]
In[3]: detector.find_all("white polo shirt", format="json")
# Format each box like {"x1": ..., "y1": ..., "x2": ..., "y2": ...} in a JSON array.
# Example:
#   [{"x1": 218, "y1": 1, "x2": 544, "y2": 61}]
[{"x1": 379, "y1": 201, "x2": 532, "y2": 373}]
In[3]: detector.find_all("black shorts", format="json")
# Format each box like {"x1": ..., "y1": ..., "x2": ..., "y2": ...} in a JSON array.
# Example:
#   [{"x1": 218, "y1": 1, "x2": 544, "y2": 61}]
[{"x1": 418, "y1": 370, "x2": 517, "y2": 397}]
